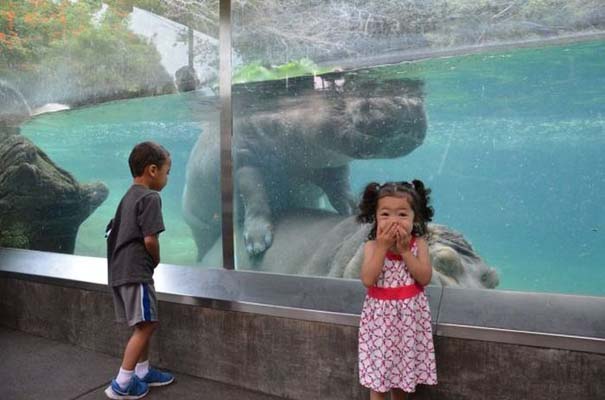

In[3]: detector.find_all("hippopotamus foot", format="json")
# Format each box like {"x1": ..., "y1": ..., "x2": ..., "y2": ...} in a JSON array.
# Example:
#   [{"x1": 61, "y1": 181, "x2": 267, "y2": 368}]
[
  {"x1": 312, "y1": 165, "x2": 357, "y2": 215},
  {"x1": 243, "y1": 217, "x2": 273, "y2": 255},
  {"x1": 327, "y1": 193, "x2": 357, "y2": 216},
  {"x1": 236, "y1": 165, "x2": 275, "y2": 255}
]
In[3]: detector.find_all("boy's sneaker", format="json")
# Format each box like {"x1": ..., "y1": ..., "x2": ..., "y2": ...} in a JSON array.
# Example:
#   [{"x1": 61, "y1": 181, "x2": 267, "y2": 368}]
[
  {"x1": 105, "y1": 375, "x2": 149, "y2": 399},
  {"x1": 140, "y1": 368, "x2": 175, "y2": 387}
]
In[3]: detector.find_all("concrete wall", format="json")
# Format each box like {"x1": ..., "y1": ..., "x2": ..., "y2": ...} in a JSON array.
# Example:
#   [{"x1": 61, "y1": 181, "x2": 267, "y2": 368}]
[{"x1": 1, "y1": 277, "x2": 604, "y2": 400}]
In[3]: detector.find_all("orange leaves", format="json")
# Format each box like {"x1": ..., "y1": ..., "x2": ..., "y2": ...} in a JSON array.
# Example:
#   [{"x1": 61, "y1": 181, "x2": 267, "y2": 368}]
[
  {"x1": 23, "y1": 13, "x2": 36, "y2": 25},
  {"x1": 1, "y1": 10, "x2": 16, "y2": 32}
]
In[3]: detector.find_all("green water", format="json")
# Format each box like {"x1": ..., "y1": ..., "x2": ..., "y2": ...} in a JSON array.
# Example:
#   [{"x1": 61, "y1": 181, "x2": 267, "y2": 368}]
[
  {"x1": 22, "y1": 94, "x2": 204, "y2": 264},
  {"x1": 21, "y1": 40, "x2": 605, "y2": 296}
]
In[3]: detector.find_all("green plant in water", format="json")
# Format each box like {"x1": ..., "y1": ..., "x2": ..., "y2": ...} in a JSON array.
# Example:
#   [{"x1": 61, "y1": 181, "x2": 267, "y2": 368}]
[{"x1": 233, "y1": 58, "x2": 334, "y2": 84}]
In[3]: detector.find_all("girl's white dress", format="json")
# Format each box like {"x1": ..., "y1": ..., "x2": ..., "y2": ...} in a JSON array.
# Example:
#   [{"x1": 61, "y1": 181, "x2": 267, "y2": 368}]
[{"x1": 358, "y1": 240, "x2": 437, "y2": 392}]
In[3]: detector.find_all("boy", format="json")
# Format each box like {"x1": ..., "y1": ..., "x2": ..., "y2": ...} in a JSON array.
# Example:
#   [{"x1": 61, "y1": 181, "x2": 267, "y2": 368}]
[{"x1": 105, "y1": 141, "x2": 174, "y2": 399}]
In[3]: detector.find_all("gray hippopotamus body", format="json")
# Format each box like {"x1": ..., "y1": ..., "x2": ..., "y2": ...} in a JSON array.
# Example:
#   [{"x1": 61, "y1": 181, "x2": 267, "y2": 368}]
[
  {"x1": 200, "y1": 209, "x2": 500, "y2": 289},
  {"x1": 183, "y1": 73, "x2": 427, "y2": 260}
]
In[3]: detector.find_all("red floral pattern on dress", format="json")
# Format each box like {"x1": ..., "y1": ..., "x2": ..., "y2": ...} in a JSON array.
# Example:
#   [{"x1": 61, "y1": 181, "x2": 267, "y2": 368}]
[{"x1": 358, "y1": 241, "x2": 437, "y2": 393}]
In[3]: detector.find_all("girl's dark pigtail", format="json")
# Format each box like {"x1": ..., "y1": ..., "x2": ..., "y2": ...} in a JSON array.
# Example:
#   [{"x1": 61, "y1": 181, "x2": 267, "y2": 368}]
[
  {"x1": 411, "y1": 179, "x2": 434, "y2": 236},
  {"x1": 411, "y1": 179, "x2": 434, "y2": 222},
  {"x1": 357, "y1": 182, "x2": 380, "y2": 224}
]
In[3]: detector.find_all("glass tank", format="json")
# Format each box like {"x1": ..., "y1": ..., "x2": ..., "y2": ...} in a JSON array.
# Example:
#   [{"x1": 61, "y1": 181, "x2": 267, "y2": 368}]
[{"x1": 1, "y1": 0, "x2": 603, "y2": 295}]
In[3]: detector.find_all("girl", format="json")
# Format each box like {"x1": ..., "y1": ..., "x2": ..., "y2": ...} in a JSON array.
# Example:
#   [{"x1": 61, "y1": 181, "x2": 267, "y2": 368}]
[{"x1": 357, "y1": 180, "x2": 437, "y2": 400}]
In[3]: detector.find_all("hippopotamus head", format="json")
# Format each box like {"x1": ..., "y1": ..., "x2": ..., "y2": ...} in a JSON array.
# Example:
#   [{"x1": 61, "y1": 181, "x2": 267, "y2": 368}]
[
  {"x1": 428, "y1": 224, "x2": 500, "y2": 289},
  {"x1": 330, "y1": 76, "x2": 427, "y2": 159},
  {"x1": 233, "y1": 73, "x2": 427, "y2": 163}
]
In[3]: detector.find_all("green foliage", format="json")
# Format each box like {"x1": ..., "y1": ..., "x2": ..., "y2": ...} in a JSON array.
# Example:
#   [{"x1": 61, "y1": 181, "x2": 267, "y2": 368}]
[
  {"x1": 0, "y1": 0, "x2": 173, "y2": 106},
  {"x1": 233, "y1": 58, "x2": 333, "y2": 83}
]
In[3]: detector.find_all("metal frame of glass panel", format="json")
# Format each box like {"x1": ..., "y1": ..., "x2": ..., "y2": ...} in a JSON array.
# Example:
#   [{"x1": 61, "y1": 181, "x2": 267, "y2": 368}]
[{"x1": 219, "y1": 0, "x2": 234, "y2": 269}]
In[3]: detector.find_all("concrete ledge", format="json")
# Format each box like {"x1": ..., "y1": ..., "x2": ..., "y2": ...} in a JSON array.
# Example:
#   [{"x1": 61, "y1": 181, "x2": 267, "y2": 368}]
[{"x1": 1, "y1": 248, "x2": 603, "y2": 353}]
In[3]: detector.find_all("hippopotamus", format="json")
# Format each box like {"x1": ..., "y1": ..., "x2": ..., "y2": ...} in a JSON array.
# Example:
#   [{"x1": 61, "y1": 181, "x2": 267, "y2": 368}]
[
  {"x1": 0, "y1": 80, "x2": 108, "y2": 253},
  {"x1": 200, "y1": 209, "x2": 500, "y2": 289},
  {"x1": 183, "y1": 72, "x2": 427, "y2": 260}
]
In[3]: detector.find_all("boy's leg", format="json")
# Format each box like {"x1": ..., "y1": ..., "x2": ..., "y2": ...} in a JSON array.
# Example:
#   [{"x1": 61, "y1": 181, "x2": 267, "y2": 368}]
[
  {"x1": 134, "y1": 340, "x2": 150, "y2": 379},
  {"x1": 121, "y1": 321, "x2": 157, "y2": 370},
  {"x1": 133, "y1": 329, "x2": 175, "y2": 387},
  {"x1": 107, "y1": 284, "x2": 158, "y2": 398}
]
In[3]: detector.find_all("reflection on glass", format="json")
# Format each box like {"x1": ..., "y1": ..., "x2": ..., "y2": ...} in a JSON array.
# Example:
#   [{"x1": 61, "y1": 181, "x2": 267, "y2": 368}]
[
  {"x1": 232, "y1": 0, "x2": 605, "y2": 67},
  {"x1": 1, "y1": 1, "x2": 220, "y2": 267},
  {"x1": 228, "y1": 0, "x2": 604, "y2": 296}
]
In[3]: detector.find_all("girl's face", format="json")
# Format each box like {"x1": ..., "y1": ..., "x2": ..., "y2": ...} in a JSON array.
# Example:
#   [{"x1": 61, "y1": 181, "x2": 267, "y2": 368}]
[{"x1": 376, "y1": 195, "x2": 415, "y2": 235}]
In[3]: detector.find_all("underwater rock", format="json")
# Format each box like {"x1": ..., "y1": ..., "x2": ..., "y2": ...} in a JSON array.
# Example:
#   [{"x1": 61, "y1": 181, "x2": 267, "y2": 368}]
[
  {"x1": 0, "y1": 128, "x2": 109, "y2": 253},
  {"x1": 175, "y1": 65, "x2": 200, "y2": 92},
  {"x1": 184, "y1": 73, "x2": 427, "y2": 260},
  {"x1": 0, "y1": 80, "x2": 109, "y2": 253},
  {"x1": 200, "y1": 209, "x2": 499, "y2": 289}
]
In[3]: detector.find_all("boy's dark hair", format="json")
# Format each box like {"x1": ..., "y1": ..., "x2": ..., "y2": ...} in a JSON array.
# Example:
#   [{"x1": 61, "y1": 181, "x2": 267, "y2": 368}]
[
  {"x1": 128, "y1": 141, "x2": 170, "y2": 177},
  {"x1": 357, "y1": 180, "x2": 434, "y2": 240}
]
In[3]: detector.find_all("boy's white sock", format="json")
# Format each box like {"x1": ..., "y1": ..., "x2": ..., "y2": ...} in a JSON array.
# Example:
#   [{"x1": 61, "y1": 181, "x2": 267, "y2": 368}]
[
  {"x1": 135, "y1": 360, "x2": 150, "y2": 379},
  {"x1": 116, "y1": 368, "x2": 134, "y2": 390}
]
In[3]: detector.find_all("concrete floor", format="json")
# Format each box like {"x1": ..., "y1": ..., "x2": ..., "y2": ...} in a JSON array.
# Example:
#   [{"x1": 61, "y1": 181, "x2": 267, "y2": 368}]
[{"x1": 0, "y1": 326, "x2": 284, "y2": 400}]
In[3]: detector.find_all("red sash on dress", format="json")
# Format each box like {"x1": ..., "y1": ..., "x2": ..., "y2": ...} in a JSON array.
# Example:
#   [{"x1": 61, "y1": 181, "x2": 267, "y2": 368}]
[{"x1": 367, "y1": 283, "x2": 424, "y2": 300}]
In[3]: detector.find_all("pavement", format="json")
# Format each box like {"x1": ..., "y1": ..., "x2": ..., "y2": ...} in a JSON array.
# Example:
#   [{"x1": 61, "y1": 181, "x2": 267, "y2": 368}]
[{"x1": 0, "y1": 326, "x2": 283, "y2": 400}]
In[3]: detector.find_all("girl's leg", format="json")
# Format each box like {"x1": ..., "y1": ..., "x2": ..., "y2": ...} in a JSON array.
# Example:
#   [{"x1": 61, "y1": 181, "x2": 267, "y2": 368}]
[
  {"x1": 391, "y1": 388, "x2": 407, "y2": 400},
  {"x1": 370, "y1": 390, "x2": 387, "y2": 400},
  {"x1": 121, "y1": 321, "x2": 157, "y2": 370}
]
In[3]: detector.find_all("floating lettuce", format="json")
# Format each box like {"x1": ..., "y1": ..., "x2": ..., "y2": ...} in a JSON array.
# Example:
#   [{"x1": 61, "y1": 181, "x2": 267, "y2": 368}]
[{"x1": 233, "y1": 58, "x2": 334, "y2": 84}]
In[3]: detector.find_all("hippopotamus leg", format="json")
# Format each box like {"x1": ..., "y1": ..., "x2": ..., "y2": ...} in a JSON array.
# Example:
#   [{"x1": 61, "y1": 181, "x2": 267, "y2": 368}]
[
  {"x1": 182, "y1": 201, "x2": 221, "y2": 262},
  {"x1": 182, "y1": 120, "x2": 222, "y2": 261},
  {"x1": 236, "y1": 165, "x2": 273, "y2": 255},
  {"x1": 310, "y1": 165, "x2": 357, "y2": 216}
]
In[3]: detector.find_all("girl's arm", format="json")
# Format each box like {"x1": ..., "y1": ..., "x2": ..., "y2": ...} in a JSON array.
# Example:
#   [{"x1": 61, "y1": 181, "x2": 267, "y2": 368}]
[
  {"x1": 144, "y1": 234, "x2": 160, "y2": 267},
  {"x1": 360, "y1": 240, "x2": 389, "y2": 288},
  {"x1": 401, "y1": 236, "x2": 432, "y2": 286}
]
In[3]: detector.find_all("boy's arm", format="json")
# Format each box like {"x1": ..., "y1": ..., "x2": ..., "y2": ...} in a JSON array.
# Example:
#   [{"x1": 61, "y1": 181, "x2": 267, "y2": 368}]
[
  {"x1": 138, "y1": 193, "x2": 165, "y2": 267},
  {"x1": 144, "y1": 234, "x2": 160, "y2": 267}
]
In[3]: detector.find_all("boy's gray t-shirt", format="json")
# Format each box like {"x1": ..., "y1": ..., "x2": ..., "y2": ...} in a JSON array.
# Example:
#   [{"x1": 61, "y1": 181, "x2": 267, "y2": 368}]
[{"x1": 106, "y1": 184, "x2": 165, "y2": 287}]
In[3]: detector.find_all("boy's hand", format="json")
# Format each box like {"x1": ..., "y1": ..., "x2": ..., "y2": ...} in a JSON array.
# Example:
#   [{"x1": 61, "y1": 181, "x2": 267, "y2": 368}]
[
  {"x1": 376, "y1": 221, "x2": 397, "y2": 249},
  {"x1": 144, "y1": 235, "x2": 160, "y2": 267}
]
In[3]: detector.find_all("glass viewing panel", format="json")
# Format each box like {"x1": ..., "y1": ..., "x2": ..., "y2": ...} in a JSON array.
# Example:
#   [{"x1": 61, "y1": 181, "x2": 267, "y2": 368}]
[
  {"x1": 1, "y1": 1, "x2": 604, "y2": 297},
  {"x1": 223, "y1": 1, "x2": 605, "y2": 296},
  {"x1": 0, "y1": 0, "x2": 221, "y2": 267}
]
